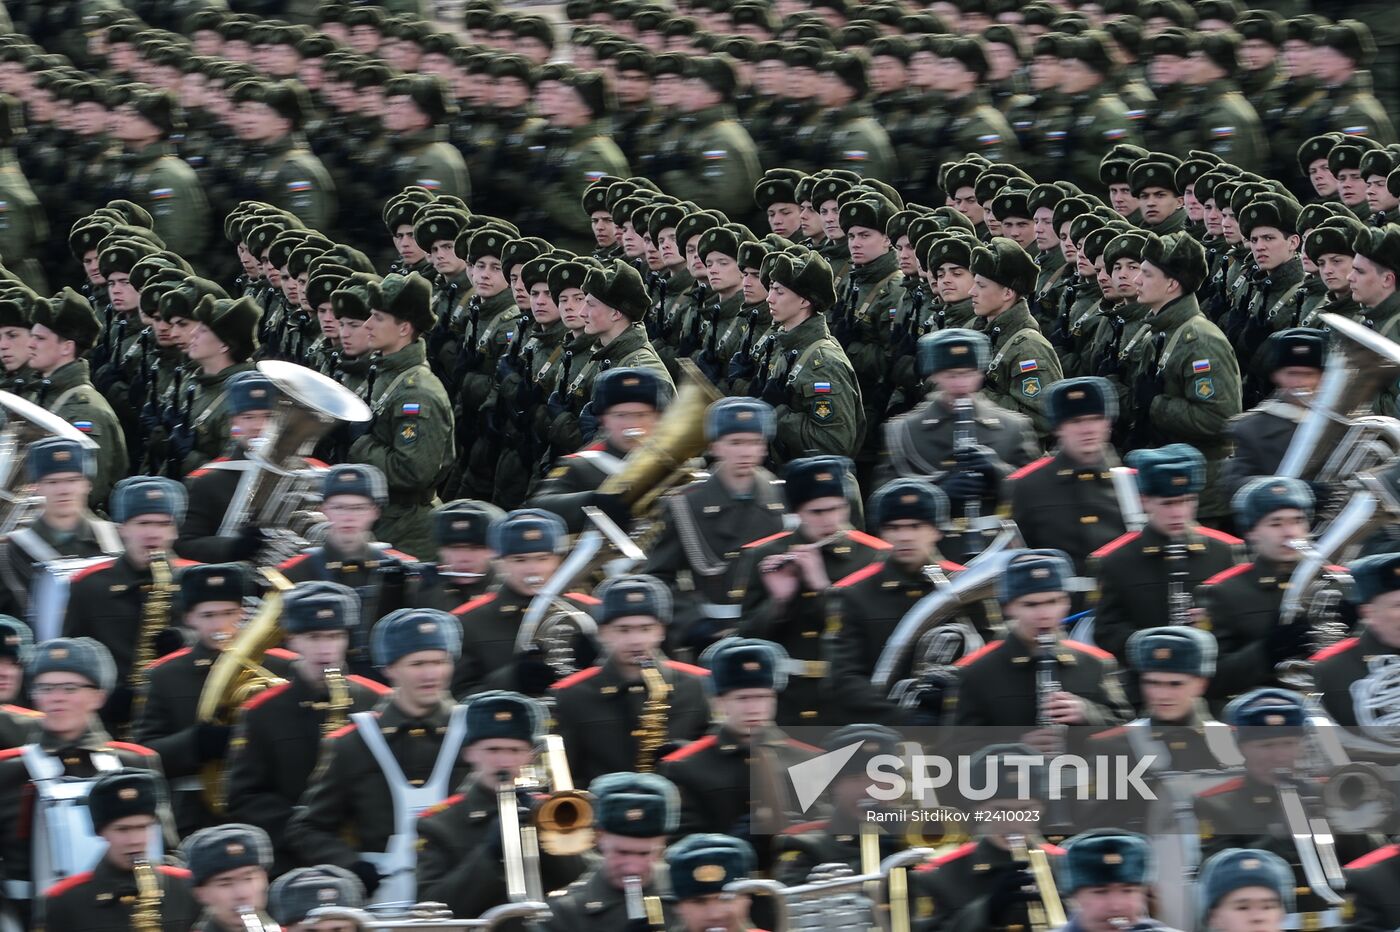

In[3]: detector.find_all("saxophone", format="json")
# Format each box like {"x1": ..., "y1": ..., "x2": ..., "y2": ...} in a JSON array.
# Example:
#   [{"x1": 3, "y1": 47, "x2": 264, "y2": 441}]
[
  {"x1": 322, "y1": 666, "x2": 351, "y2": 736},
  {"x1": 635, "y1": 657, "x2": 671, "y2": 773},
  {"x1": 130, "y1": 552, "x2": 173, "y2": 694},
  {"x1": 131, "y1": 858, "x2": 162, "y2": 932}
]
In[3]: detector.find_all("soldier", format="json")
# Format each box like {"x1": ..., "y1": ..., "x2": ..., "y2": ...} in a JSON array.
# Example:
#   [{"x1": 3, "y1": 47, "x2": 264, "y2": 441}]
[
  {"x1": 0, "y1": 438, "x2": 120, "y2": 618},
  {"x1": 1306, "y1": 20, "x2": 1396, "y2": 145},
  {"x1": 531, "y1": 366, "x2": 669, "y2": 533},
  {"x1": 754, "y1": 169, "x2": 807, "y2": 240},
  {"x1": 657, "y1": 58, "x2": 760, "y2": 220},
  {"x1": 663, "y1": 834, "x2": 757, "y2": 932},
  {"x1": 29, "y1": 288, "x2": 127, "y2": 508},
  {"x1": 1349, "y1": 228, "x2": 1400, "y2": 414},
  {"x1": 1312, "y1": 551, "x2": 1400, "y2": 727},
  {"x1": 109, "y1": 89, "x2": 210, "y2": 261},
  {"x1": 223, "y1": 582, "x2": 391, "y2": 872},
  {"x1": 1298, "y1": 216, "x2": 1365, "y2": 329},
  {"x1": 1345, "y1": 837, "x2": 1400, "y2": 932},
  {"x1": 350, "y1": 273, "x2": 454, "y2": 558},
  {"x1": 1050, "y1": 831, "x2": 1180, "y2": 932},
  {"x1": 1227, "y1": 196, "x2": 1308, "y2": 405},
  {"x1": 1198, "y1": 848, "x2": 1293, "y2": 932},
  {"x1": 1128, "y1": 155, "x2": 1188, "y2": 235},
  {"x1": 0, "y1": 617, "x2": 37, "y2": 748},
  {"x1": 183, "y1": 824, "x2": 277, "y2": 932},
  {"x1": 808, "y1": 51, "x2": 898, "y2": 183},
  {"x1": 41, "y1": 769, "x2": 198, "y2": 932},
  {"x1": 416, "y1": 690, "x2": 587, "y2": 917},
  {"x1": 229, "y1": 79, "x2": 335, "y2": 231},
  {"x1": 266, "y1": 866, "x2": 365, "y2": 931},
  {"x1": 826, "y1": 477, "x2": 992, "y2": 724},
  {"x1": 414, "y1": 209, "x2": 472, "y2": 380},
  {"x1": 450, "y1": 508, "x2": 597, "y2": 697},
  {"x1": 1197, "y1": 477, "x2": 1328, "y2": 710},
  {"x1": 970, "y1": 236, "x2": 1064, "y2": 437},
  {"x1": 1126, "y1": 232, "x2": 1242, "y2": 521},
  {"x1": 691, "y1": 223, "x2": 756, "y2": 385},
  {"x1": 1091, "y1": 444, "x2": 1242, "y2": 669},
  {"x1": 284, "y1": 608, "x2": 468, "y2": 904},
  {"x1": 1046, "y1": 33, "x2": 1142, "y2": 196},
  {"x1": 173, "y1": 295, "x2": 261, "y2": 477},
  {"x1": 0, "y1": 638, "x2": 162, "y2": 915},
  {"x1": 544, "y1": 772, "x2": 679, "y2": 932},
  {"x1": 952, "y1": 550, "x2": 1131, "y2": 736},
  {"x1": 551, "y1": 574, "x2": 710, "y2": 785},
  {"x1": 381, "y1": 75, "x2": 469, "y2": 201},
  {"x1": 0, "y1": 97, "x2": 47, "y2": 294},
  {"x1": 410, "y1": 500, "x2": 503, "y2": 613},
  {"x1": 383, "y1": 190, "x2": 436, "y2": 277},
  {"x1": 1180, "y1": 34, "x2": 1268, "y2": 172},
  {"x1": 0, "y1": 285, "x2": 37, "y2": 398},
  {"x1": 754, "y1": 247, "x2": 864, "y2": 463},
  {"x1": 925, "y1": 37, "x2": 1019, "y2": 175}
]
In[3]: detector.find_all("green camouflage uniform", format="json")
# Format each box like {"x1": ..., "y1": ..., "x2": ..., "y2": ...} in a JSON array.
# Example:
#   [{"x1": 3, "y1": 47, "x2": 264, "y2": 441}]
[
  {"x1": 658, "y1": 106, "x2": 762, "y2": 220},
  {"x1": 975, "y1": 300, "x2": 1064, "y2": 437}
]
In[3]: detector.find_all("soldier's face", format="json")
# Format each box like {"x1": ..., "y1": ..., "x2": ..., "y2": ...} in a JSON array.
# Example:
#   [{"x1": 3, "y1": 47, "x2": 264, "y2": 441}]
[
  {"x1": 1069, "y1": 883, "x2": 1149, "y2": 932},
  {"x1": 1111, "y1": 258, "x2": 1140, "y2": 298},
  {"x1": 236, "y1": 243, "x2": 260, "y2": 278},
  {"x1": 601, "y1": 403, "x2": 659, "y2": 452},
  {"x1": 1316, "y1": 253, "x2": 1353, "y2": 296},
  {"x1": 33, "y1": 673, "x2": 106, "y2": 736},
  {"x1": 499, "y1": 551, "x2": 561, "y2": 595},
  {"x1": 1058, "y1": 223, "x2": 1080, "y2": 265},
  {"x1": 741, "y1": 268, "x2": 768, "y2": 305},
  {"x1": 1202, "y1": 199, "x2": 1224, "y2": 237},
  {"x1": 230, "y1": 410, "x2": 273, "y2": 447},
  {"x1": 685, "y1": 240, "x2": 707, "y2": 279},
  {"x1": 1107, "y1": 184, "x2": 1138, "y2": 218},
  {"x1": 1311, "y1": 45, "x2": 1354, "y2": 86},
  {"x1": 1142, "y1": 493, "x2": 1196, "y2": 537},
  {"x1": 1008, "y1": 591, "x2": 1071, "y2": 640},
  {"x1": 1095, "y1": 257, "x2": 1114, "y2": 295},
  {"x1": 0, "y1": 326, "x2": 28, "y2": 373},
  {"x1": 796, "y1": 497, "x2": 850, "y2": 540},
  {"x1": 845, "y1": 227, "x2": 890, "y2": 267},
  {"x1": 767, "y1": 282, "x2": 812, "y2": 329},
  {"x1": 598, "y1": 833, "x2": 667, "y2": 889},
  {"x1": 1139, "y1": 673, "x2": 1206, "y2": 723},
  {"x1": 882, "y1": 519, "x2": 941, "y2": 568},
  {"x1": 394, "y1": 226, "x2": 426, "y2": 264},
  {"x1": 559, "y1": 290, "x2": 588, "y2": 330},
  {"x1": 1183, "y1": 185, "x2": 1205, "y2": 222},
  {"x1": 322, "y1": 494, "x2": 379, "y2": 537},
  {"x1": 1248, "y1": 227, "x2": 1300, "y2": 272},
  {"x1": 766, "y1": 204, "x2": 801, "y2": 239},
  {"x1": 317, "y1": 303, "x2": 339, "y2": 339},
  {"x1": 970, "y1": 274, "x2": 1015, "y2": 319},
  {"x1": 1349, "y1": 254, "x2": 1396, "y2": 307},
  {"x1": 1057, "y1": 58, "x2": 1100, "y2": 94},
  {"x1": 677, "y1": 892, "x2": 748, "y2": 932},
  {"x1": 1362, "y1": 590, "x2": 1400, "y2": 648},
  {"x1": 1281, "y1": 39, "x2": 1314, "y2": 78},
  {"x1": 710, "y1": 433, "x2": 768, "y2": 479},
  {"x1": 1133, "y1": 260, "x2": 1175, "y2": 309},
  {"x1": 598, "y1": 616, "x2": 665, "y2": 667},
  {"x1": 1239, "y1": 38, "x2": 1277, "y2": 72},
  {"x1": 868, "y1": 55, "x2": 907, "y2": 95},
  {"x1": 1207, "y1": 888, "x2": 1286, "y2": 932},
  {"x1": 107, "y1": 272, "x2": 139, "y2": 312},
  {"x1": 529, "y1": 283, "x2": 561, "y2": 324},
  {"x1": 620, "y1": 222, "x2": 647, "y2": 260},
  {"x1": 932, "y1": 368, "x2": 982, "y2": 398},
  {"x1": 196, "y1": 867, "x2": 270, "y2": 927},
  {"x1": 1247, "y1": 508, "x2": 1309, "y2": 563},
  {"x1": 472, "y1": 256, "x2": 509, "y2": 299},
  {"x1": 36, "y1": 473, "x2": 90, "y2": 517},
  {"x1": 706, "y1": 253, "x2": 743, "y2": 296},
  {"x1": 119, "y1": 514, "x2": 178, "y2": 564},
  {"x1": 818, "y1": 201, "x2": 844, "y2": 241},
  {"x1": 799, "y1": 202, "x2": 824, "y2": 239},
  {"x1": 494, "y1": 75, "x2": 533, "y2": 111},
  {"x1": 998, "y1": 217, "x2": 1034, "y2": 249},
  {"x1": 28, "y1": 325, "x2": 69, "y2": 375},
  {"x1": 386, "y1": 651, "x2": 454, "y2": 708},
  {"x1": 1221, "y1": 209, "x2": 1242, "y2": 244},
  {"x1": 288, "y1": 630, "x2": 350, "y2": 677},
  {"x1": 336, "y1": 318, "x2": 371, "y2": 356},
  {"x1": 1307, "y1": 159, "x2": 1338, "y2": 198},
  {"x1": 465, "y1": 739, "x2": 535, "y2": 788},
  {"x1": 895, "y1": 237, "x2": 918, "y2": 276},
  {"x1": 0, "y1": 657, "x2": 20, "y2": 703},
  {"x1": 430, "y1": 240, "x2": 467, "y2": 277},
  {"x1": 349, "y1": 25, "x2": 381, "y2": 55},
  {"x1": 1030, "y1": 209, "x2": 1057, "y2": 252},
  {"x1": 592, "y1": 212, "x2": 619, "y2": 249},
  {"x1": 1029, "y1": 55, "x2": 1060, "y2": 91},
  {"x1": 101, "y1": 815, "x2": 158, "y2": 871},
  {"x1": 185, "y1": 322, "x2": 229, "y2": 366},
  {"x1": 1138, "y1": 187, "x2": 1181, "y2": 226},
  {"x1": 442, "y1": 543, "x2": 495, "y2": 576},
  {"x1": 169, "y1": 316, "x2": 196, "y2": 351},
  {"x1": 951, "y1": 188, "x2": 984, "y2": 226},
  {"x1": 72, "y1": 101, "x2": 108, "y2": 136},
  {"x1": 935, "y1": 264, "x2": 974, "y2": 303},
  {"x1": 657, "y1": 229, "x2": 682, "y2": 268},
  {"x1": 1336, "y1": 169, "x2": 1366, "y2": 207},
  {"x1": 1366, "y1": 175, "x2": 1400, "y2": 213},
  {"x1": 1056, "y1": 415, "x2": 1112, "y2": 463}
]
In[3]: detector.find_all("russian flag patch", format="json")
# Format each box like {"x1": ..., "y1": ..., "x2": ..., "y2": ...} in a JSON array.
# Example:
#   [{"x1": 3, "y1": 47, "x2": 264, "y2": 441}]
[
  {"x1": 1020, "y1": 359, "x2": 1038, "y2": 372},
  {"x1": 286, "y1": 180, "x2": 312, "y2": 192},
  {"x1": 74, "y1": 421, "x2": 93, "y2": 433},
  {"x1": 416, "y1": 179, "x2": 442, "y2": 190},
  {"x1": 150, "y1": 188, "x2": 174, "y2": 200},
  {"x1": 814, "y1": 382, "x2": 832, "y2": 393},
  {"x1": 401, "y1": 403, "x2": 421, "y2": 416},
  {"x1": 1192, "y1": 359, "x2": 1211, "y2": 373}
]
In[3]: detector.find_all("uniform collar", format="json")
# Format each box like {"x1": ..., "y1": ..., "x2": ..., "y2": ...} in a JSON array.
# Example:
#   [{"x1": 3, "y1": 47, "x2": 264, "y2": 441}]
[
  {"x1": 41, "y1": 719, "x2": 114, "y2": 755},
  {"x1": 375, "y1": 339, "x2": 429, "y2": 376},
  {"x1": 593, "y1": 323, "x2": 649, "y2": 361},
  {"x1": 775, "y1": 312, "x2": 830, "y2": 350},
  {"x1": 377, "y1": 696, "x2": 454, "y2": 732},
  {"x1": 1148, "y1": 293, "x2": 1202, "y2": 334},
  {"x1": 980, "y1": 299, "x2": 1035, "y2": 348},
  {"x1": 1050, "y1": 446, "x2": 1117, "y2": 477},
  {"x1": 848, "y1": 249, "x2": 898, "y2": 285},
  {"x1": 42, "y1": 359, "x2": 92, "y2": 393}
]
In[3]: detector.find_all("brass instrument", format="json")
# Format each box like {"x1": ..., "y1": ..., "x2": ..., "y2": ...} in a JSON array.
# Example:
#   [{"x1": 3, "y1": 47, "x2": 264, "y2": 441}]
[
  {"x1": 129, "y1": 551, "x2": 173, "y2": 698},
  {"x1": 1165, "y1": 541, "x2": 1192, "y2": 626},
  {"x1": 726, "y1": 847, "x2": 934, "y2": 932},
  {"x1": 623, "y1": 875, "x2": 665, "y2": 931},
  {"x1": 532, "y1": 734, "x2": 594, "y2": 857},
  {"x1": 304, "y1": 901, "x2": 554, "y2": 929},
  {"x1": 1007, "y1": 834, "x2": 1067, "y2": 932},
  {"x1": 0, "y1": 390, "x2": 99, "y2": 533},
  {"x1": 218, "y1": 361, "x2": 371, "y2": 562},
  {"x1": 636, "y1": 657, "x2": 671, "y2": 773},
  {"x1": 1034, "y1": 634, "x2": 1061, "y2": 729},
  {"x1": 952, "y1": 397, "x2": 987, "y2": 558},
  {"x1": 512, "y1": 596, "x2": 598, "y2": 680},
  {"x1": 196, "y1": 567, "x2": 294, "y2": 811},
  {"x1": 238, "y1": 904, "x2": 277, "y2": 932},
  {"x1": 131, "y1": 858, "x2": 162, "y2": 932},
  {"x1": 322, "y1": 666, "x2": 351, "y2": 737}
]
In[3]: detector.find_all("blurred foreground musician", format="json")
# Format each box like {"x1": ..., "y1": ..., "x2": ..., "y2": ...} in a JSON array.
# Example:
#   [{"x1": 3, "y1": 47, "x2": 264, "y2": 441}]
[
  {"x1": 1197, "y1": 848, "x2": 1294, "y2": 932},
  {"x1": 736, "y1": 455, "x2": 889, "y2": 725},
  {"x1": 182, "y1": 823, "x2": 277, "y2": 932},
  {"x1": 41, "y1": 769, "x2": 199, "y2": 932},
  {"x1": 1312, "y1": 551, "x2": 1400, "y2": 728},
  {"x1": 0, "y1": 617, "x2": 39, "y2": 749},
  {"x1": 666, "y1": 834, "x2": 758, "y2": 932},
  {"x1": 551, "y1": 574, "x2": 710, "y2": 786},
  {"x1": 643, "y1": 398, "x2": 787, "y2": 659},
  {"x1": 0, "y1": 438, "x2": 121, "y2": 618},
  {"x1": 1344, "y1": 835, "x2": 1400, "y2": 932},
  {"x1": 416, "y1": 690, "x2": 587, "y2": 917},
  {"x1": 544, "y1": 772, "x2": 679, "y2": 932},
  {"x1": 409, "y1": 499, "x2": 503, "y2": 612},
  {"x1": 1054, "y1": 831, "x2": 1178, "y2": 932},
  {"x1": 268, "y1": 866, "x2": 365, "y2": 931},
  {"x1": 223, "y1": 582, "x2": 390, "y2": 873}
]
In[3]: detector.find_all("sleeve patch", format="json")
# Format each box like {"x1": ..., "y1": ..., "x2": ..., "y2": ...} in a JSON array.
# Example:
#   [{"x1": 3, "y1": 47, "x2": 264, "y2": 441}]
[
  {"x1": 812, "y1": 397, "x2": 834, "y2": 422},
  {"x1": 1194, "y1": 377, "x2": 1214, "y2": 399},
  {"x1": 400, "y1": 422, "x2": 419, "y2": 445},
  {"x1": 1020, "y1": 376, "x2": 1041, "y2": 398}
]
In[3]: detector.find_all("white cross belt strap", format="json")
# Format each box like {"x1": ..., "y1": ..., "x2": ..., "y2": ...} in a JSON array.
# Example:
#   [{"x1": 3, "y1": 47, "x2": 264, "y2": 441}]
[{"x1": 353, "y1": 705, "x2": 469, "y2": 909}]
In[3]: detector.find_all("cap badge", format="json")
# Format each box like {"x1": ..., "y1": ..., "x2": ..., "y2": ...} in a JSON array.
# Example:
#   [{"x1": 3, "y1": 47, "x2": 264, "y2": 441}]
[
  {"x1": 622, "y1": 377, "x2": 641, "y2": 387},
  {"x1": 418, "y1": 622, "x2": 438, "y2": 634},
  {"x1": 54, "y1": 451, "x2": 71, "y2": 462},
  {"x1": 742, "y1": 661, "x2": 761, "y2": 671},
  {"x1": 1153, "y1": 647, "x2": 1170, "y2": 660},
  {"x1": 494, "y1": 710, "x2": 513, "y2": 721},
  {"x1": 50, "y1": 647, "x2": 68, "y2": 659},
  {"x1": 1031, "y1": 567, "x2": 1050, "y2": 579},
  {"x1": 737, "y1": 410, "x2": 754, "y2": 421},
  {"x1": 146, "y1": 490, "x2": 163, "y2": 500},
  {"x1": 118, "y1": 787, "x2": 138, "y2": 800},
  {"x1": 626, "y1": 591, "x2": 646, "y2": 603},
  {"x1": 900, "y1": 493, "x2": 918, "y2": 504},
  {"x1": 523, "y1": 528, "x2": 544, "y2": 541},
  {"x1": 318, "y1": 887, "x2": 337, "y2": 901},
  {"x1": 1067, "y1": 390, "x2": 1085, "y2": 400},
  {"x1": 226, "y1": 842, "x2": 245, "y2": 856},
  {"x1": 317, "y1": 608, "x2": 335, "y2": 619},
  {"x1": 815, "y1": 472, "x2": 833, "y2": 482},
  {"x1": 208, "y1": 576, "x2": 225, "y2": 586},
  {"x1": 1265, "y1": 713, "x2": 1285, "y2": 725},
  {"x1": 1171, "y1": 476, "x2": 1188, "y2": 486},
  {"x1": 1242, "y1": 858, "x2": 1260, "y2": 870},
  {"x1": 951, "y1": 345, "x2": 969, "y2": 355},
  {"x1": 250, "y1": 388, "x2": 267, "y2": 398},
  {"x1": 626, "y1": 808, "x2": 644, "y2": 821},
  {"x1": 694, "y1": 864, "x2": 727, "y2": 883},
  {"x1": 1103, "y1": 852, "x2": 1123, "y2": 865}
]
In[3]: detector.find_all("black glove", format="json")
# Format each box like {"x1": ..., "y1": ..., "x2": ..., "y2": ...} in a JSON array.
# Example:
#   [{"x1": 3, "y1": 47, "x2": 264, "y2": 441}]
[
  {"x1": 831, "y1": 311, "x2": 854, "y2": 346},
  {"x1": 591, "y1": 490, "x2": 632, "y2": 529},
  {"x1": 346, "y1": 418, "x2": 373, "y2": 444},
  {"x1": 153, "y1": 626, "x2": 188, "y2": 658},
  {"x1": 577, "y1": 402, "x2": 599, "y2": 443},
  {"x1": 1133, "y1": 370, "x2": 1163, "y2": 412},
  {"x1": 349, "y1": 860, "x2": 383, "y2": 898},
  {"x1": 758, "y1": 372, "x2": 788, "y2": 408},
  {"x1": 941, "y1": 468, "x2": 987, "y2": 502},
  {"x1": 727, "y1": 350, "x2": 757, "y2": 383},
  {"x1": 227, "y1": 525, "x2": 267, "y2": 561},
  {"x1": 139, "y1": 402, "x2": 162, "y2": 437},
  {"x1": 1267, "y1": 621, "x2": 1312, "y2": 663},
  {"x1": 1096, "y1": 351, "x2": 1123, "y2": 379},
  {"x1": 987, "y1": 862, "x2": 1038, "y2": 924},
  {"x1": 195, "y1": 723, "x2": 232, "y2": 762},
  {"x1": 515, "y1": 646, "x2": 560, "y2": 695},
  {"x1": 1049, "y1": 318, "x2": 1074, "y2": 352},
  {"x1": 695, "y1": 349, "x2": 724, "y2": 384},
  {"x1": 546, "y1": 391, "x2": 569, "y2": 420},
  {"x1": 168, "y1": 423, "x2": 195, "y2": 464},
  {"x1": 1240, "y1": 311, "x2": 1272, "y2": 356}
]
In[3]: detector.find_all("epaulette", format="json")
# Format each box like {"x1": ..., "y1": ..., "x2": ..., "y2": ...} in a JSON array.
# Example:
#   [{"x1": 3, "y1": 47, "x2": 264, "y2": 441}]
[
  {"x1": 1203, "y1": 562, "x2": 1252, "y2": 587},
  {"x1": 1090, "y1": 530, "x2": 1140, "y2": 560},
  {"x1": 148, "y1": 647, "x2": 191, "y2": 670},
  {"x1": 453, "y1": 592, "x2": 498, "y2": 616},
  {"x1": 385, "y1": 548, "x2": 418, "y2": 563},
  {"x1": 661, "y1": 733, "x2": 716, "y2": 763},
  {"x1": 242, "y1": 681, "x2": 290, "y2": 712},
  {"x1": 419, "y1": 793, "x2": 466, "y2": 819},
  {"x1": 1197, "y1": 526, "x2": 1243, "y2": 545},
  {"x1": 186, "y1": 456, "x2": 231, "y2": 480},
  {"x1": 567, "y1": 591, "x2": 601, "y2": 605},
  {"x1": 279, "y1": 552, "x2": 311, "y2": 571},
  {"x1": 70, "y1": 557, "x2": 117, "y2": 585},
  {"x1": 105, "y1": 740, "x2": 158, "y2": 757},
  {"x1": 1007, "y1": 455, "x2": 1053, "y2": 481},
  {"x1": 781, "y1": 819, "x2": 828, "y2": 835},
  {"x1": 551, "y1": 666, "x2": 603, "y2": 690},
  {"x1": 955, "y1": 640, "x2": 1001, "y2": 668},
  {"x1": 1197, "y1": 775, "x2": 1244, "y2": 798},
  {"x1": 267, "y1": 647, "x2": 298, "y2": 662},
  {"x1": 1346, "y1": 843, "x2": 1400, "y2": 870},
  {"x1": 43, "y1": 871, "x2": 94, "y2": 898},
  {"x1": 1, "y1": 704, "x2": 41, "y2": 718},
  {"x1": 1089, "y1": 724, "x2": 1128, "y2": 741},
  {"x1": 917, "y1": 841, "x2": 976, "y2": 871},
  {"x1": 1064, "y1": 639, "x2": 1113, "y2": 661},
  {"x1": 1311, "y1": 636, "x2": 1358, "y2": 663},
  {"x1": 743, "y1": 530, "x2": 792, "y2": 550},
  {"x1": 348, "y1": 674, "x2": 392, "y2": 695},
  {"x1": 157, "y1": 865, "x2": 192, "y2": 880},
  {"x1": 834, "y1": 562, "x2": 882, "y2": 589},
  {"x1": 664, "y1": 659, "x2": 709, "y2": 677},
  {"x1": 847, "y1": 530, "x2": 892, "y2": 550}
]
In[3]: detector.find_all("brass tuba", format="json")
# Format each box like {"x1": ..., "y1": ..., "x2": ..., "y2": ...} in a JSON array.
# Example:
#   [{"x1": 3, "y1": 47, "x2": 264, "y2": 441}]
[
  {"x1": 195, "y1": 567, "x2": 294, "y2": 810},
  {"x1": 0, "y1": 390, "x2": 99, "y2": 532},
  {"x1": 218, "y1": 361, "x2": 372, "y2": 559}
]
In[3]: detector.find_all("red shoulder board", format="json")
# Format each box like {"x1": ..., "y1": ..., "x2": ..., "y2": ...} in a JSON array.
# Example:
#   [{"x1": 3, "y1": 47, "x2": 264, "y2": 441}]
[
  {"x1": 2, "y1": 704, "x2": 41, "y2": 718},
  {"x1": 1197, "y1": 526, "x2": 1243, "y2": 545},
  {"x1": 1043, "y1": 843, "x2": 1066, "y2": 856},
  {"x1": 1197, "y1": 776, "x2": 1244, "y2": 798},
  {"x1": 419, "y1": 792, "x2": 466, "y2": 819},
  {"x1": 44, "y1": 870, "x2": 94, "y2": 898},
  {"x1": 847, "y1": 530, "x2": 892, "y2": 550},
  {"x1": 279, "y1": 553, "x2": 310, "y2": 571},
  {"x1": 781, "y1": 819, "x2": 828, "y2": 835},
  {"x1": 1346, "y1": 843, "x2": 1400, "y2": 870},
  {"x1": 552, "y1": 666, "x2": 603, "y2": 690},
  {"x1": 173, "y1": 558, "x2": 200, "y2": 569},
  {"x1": 327, "y1": 715, "x2": 371, "y2": 741},
  {"x1": 744, "y1": 530, "x2": 791, "y2": 550},
  {"x1": 566, "y1": 591, "x2": 602, "y2": 606},
  {"x1": 1008, "y1": 455, "x2": 1053, "y2": 482},
  {"x1": 348, "y1": 674, "x2": 392, "y2": 696},
  {"x1": 157, "y1": 865, "x2": 192, "y2": 880},
  {"x1": 955, "y1": 640, "x2": 1002, "y2": 668},
  {"x1": 452, "y1": 592, "x2": 498, "y2": 616},
  {"x1": 834, "y1": 562, "x2": 883, "y2": 589},
  {"x1": 186, "y1": 467, "x2": 213, "y2": 479},
  {"x1": 1091, "y1": 531, "x2": 1140, "y2": 560},
  {"x1": 918, "y1": 841, "x2": 976, "y2": 871},
  {"x1": 1310, "y1": 636, "x2": 1359, "y2": 663},
  {"x1": 1203, "y1": 562, "x2": 1252, "y2": 587},
  {"x1": 1089, "y1": 725, "x2": 1128, "y2": 741},
  {"x1": 386, "y1": 549, "x2": 417, "y2": 563},
  {"x1": 303, "y1": 458, "x2": 329, "y2": 469},
  {"x1": 664, "y1": 660, "x2": 709, "y2": 677},
  {"x1": 105, "y1": 740, "x2": 157, "y2": 758},
  {"x1": 1064, "y1": 639, "x2": 1113, "y2": 661},
  {"x1": 148, "y1": 647, "x2": 191, "y2": 670},
  {"x1": 242, "y1": 681, "x2": 290, "y2": 712},
  {"x1": 662, "y1": 733, "x2": 717, "y2": 763},
  {"x1": 0, "y1": 746, "x2": 24, "y2": 761},
  {"x1": 70, "y1": 557, "x2": 117, "y2": 585},
  {"x1": 566, "y1": 441, "x2": 608, "y2": 458},
  {"x1": 267, "y1": 648, "x2": 298, "y2": 662},
  {"x1": 1327, "y1": 564, "x2": 1347, "y2": 574}
]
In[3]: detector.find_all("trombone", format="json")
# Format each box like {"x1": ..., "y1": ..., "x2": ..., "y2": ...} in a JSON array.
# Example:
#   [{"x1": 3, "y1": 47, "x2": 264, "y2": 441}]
[
  {"x1": 499, "y1": 734, "x2": 596, "y2": 910},
  {"x1": 725, "y1": 848, "x2": 934, "y2": 932},
  {"x1": 303, "y1": 902, "x2": 552, "y2": 930}
]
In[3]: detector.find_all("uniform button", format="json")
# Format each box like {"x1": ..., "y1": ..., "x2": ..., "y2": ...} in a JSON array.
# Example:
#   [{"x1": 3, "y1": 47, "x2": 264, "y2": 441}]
[
  {"x1": 409, "y1": 728, "x2": 426, "y2": 737},
  {"x1": 802, "y1": 630, "x2": 818, "y2": 638},
  {"x1": 1079, "y1": 515, "x2": 1098, "y2": 524},
  {"x1": 800, "y1": 710, "x2": 817, "y2": 719}
]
